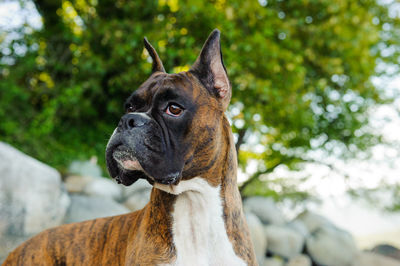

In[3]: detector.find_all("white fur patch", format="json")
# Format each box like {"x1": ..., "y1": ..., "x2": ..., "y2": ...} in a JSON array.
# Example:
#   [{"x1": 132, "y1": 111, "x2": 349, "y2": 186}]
[{"x1": 155, "y1": 178, "x2": 246, "y2": 266}]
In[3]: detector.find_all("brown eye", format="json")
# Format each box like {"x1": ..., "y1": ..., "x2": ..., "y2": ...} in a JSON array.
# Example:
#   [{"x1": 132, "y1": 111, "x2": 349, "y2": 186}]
[{"x1": 165, "y1": 104, "x2": 183, "y2": 117}]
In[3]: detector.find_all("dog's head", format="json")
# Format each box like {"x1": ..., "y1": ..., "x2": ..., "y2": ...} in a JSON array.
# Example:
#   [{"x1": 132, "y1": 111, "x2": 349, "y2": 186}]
[{"x1": 105, "y1": 29, "x2": 231, "y2": 186}]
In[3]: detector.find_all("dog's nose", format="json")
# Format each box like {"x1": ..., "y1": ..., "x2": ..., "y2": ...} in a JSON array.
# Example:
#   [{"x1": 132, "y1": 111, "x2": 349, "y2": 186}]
[{"x1": 119, "y1": 113, "x2": 150, "y2": 130}]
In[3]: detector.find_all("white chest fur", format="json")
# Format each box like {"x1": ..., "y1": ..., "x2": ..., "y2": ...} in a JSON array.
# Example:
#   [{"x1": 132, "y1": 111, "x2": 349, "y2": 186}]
[{"x1": 155, "y1": 178, "x2": 246, "y2": 266}]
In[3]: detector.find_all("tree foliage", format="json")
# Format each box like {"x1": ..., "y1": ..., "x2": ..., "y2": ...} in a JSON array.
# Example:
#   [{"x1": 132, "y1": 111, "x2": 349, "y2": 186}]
[{"x1": 1, "y1": 0, "x2": 399, "y2": 197}]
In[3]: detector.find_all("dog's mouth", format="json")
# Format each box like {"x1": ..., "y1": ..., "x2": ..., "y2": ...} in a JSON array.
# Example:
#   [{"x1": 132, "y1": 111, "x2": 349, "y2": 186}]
[
  {"x1": 106, "y1": 143, "x2": 181, "y2": 186},
  {"x1": 112, "y1": 146, "x2": 143, "y2": 171},
  {"x1": 105, "y1": 143, "x2": 151, "y2": 186}
]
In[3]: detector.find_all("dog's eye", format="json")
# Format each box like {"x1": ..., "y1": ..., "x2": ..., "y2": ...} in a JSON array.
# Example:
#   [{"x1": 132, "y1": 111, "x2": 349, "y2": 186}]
[{"x1": 165, "y1": 104, "x2": 183, "y2": 117}]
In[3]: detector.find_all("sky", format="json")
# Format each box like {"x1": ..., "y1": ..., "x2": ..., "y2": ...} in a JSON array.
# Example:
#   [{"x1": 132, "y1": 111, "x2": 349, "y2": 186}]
[{"x1": 1, "y1": 0, "x2": 400, "y2": 249}]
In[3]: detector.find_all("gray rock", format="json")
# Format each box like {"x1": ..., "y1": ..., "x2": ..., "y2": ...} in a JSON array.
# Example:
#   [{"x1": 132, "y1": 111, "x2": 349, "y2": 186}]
[
  {"x1": 286, "y1": 254, "x2": 312, "y2": 266},
  {"x1": 286, "y1": 220, "x2": 309, "y2": 238},
  {"x1": 123, "y1": 190, "x2": 151, "y2": 212},
  {"x1": 371, "y1": 244, "x2": 400, "y2": 261},
  {"x1": 0, "y1": 142, "x2": 70, "y2": 236},
  {"x1": 68, "y1": 158, "x2": 102, "y2": 178},
  {"x1": 83, "y1": 178, "x2": 122, "y2": 201},
  {"x1": 64, "y1": 175, "x2": 95, "y2": 194},
  {"x1": 265, "y1": 224, "x2": 304, "y2": 259},
  {"x1": 354, "y1": 251, "x2": 400, "y2": 266},
  {"x1": 243, "y1": 197, "x2": 286, "y2": 225},
  {"x1": 295, "y1": 210, "x2": 332, "y2": 233},
  {"x1": 121, "y1": 179, "x2": 152, "y2": 200},
  {"x1": 306, "y1": 225, "x2": 358, "y2": 266},
  {"x1": 64, "y1": 195, "x2": 129, "y2": 223},
  {"x1": 245, "y1": 212, "x2": 268, "y2": 266}
]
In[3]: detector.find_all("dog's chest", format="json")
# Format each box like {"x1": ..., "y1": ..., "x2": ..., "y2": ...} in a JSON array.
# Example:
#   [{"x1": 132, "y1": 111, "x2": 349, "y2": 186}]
[{"x1": 162, "y1": 178, "x2": 246, "y2": 266}]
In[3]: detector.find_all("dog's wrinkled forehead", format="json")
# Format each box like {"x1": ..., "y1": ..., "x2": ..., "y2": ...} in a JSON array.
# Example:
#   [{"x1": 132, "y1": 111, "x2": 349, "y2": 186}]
[
  {"x1": 126, "y1": 72, "x2": 166, "y2": 106},
  {"x1": 126, "y1": 71, "x2": 213, "y2": 110}
]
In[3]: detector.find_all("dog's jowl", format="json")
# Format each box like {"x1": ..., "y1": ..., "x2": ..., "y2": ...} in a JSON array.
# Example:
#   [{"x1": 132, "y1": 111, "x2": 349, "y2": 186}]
[{"x1": 4, "y1": 29, "x2": 257, "y2": 266}]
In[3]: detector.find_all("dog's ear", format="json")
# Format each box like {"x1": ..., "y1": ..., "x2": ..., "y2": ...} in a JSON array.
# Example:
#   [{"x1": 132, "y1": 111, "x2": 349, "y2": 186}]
[
  {"x1": 144, "y1": 37, "x2": 166, "y2": 73},
  {"x1": 190, "y1": 29, "x2": 231, "y2": 110}
]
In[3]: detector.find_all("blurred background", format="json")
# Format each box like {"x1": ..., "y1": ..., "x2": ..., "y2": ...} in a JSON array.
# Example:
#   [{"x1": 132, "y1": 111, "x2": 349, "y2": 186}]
[{"x1": 1, "y1": 0, "x2": 400, "y2": 265}]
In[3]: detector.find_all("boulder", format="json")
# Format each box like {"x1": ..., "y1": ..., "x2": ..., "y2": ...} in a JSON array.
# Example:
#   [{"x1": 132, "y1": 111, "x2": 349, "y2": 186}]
[
  {"x1": 83, "y1": 178, "x2": 122, "y2": 201},
  {"x1": 123, "y1": 190, "x2": 151, "y2": 212},
  {"x1": 286, "y1": 254, "x2": 312, "y2": 266},
  {"x1": 68, "y1": 158, "x2": 102, "y2": 178},
  {"x1": 0, "y1": 142, "x2": 70, "y2": 236},
  {"x1": 264, "y1": 257, "x2": 284, "y2": 266},
  {"x1": 64, "y1": 175, "x2": 95, "y2": 194},
  {"x1": 245, "y1": 212, "x2": 268, "y2": 266},
  {"x1": 306, "y1": 225, "x2": 358, "y2": 266},
  {"x1": 295, "y1": 210, "x2": 332, "y2": 233},
  {"x1": 64, "y1": 195, "x2": 129, "y2": 224},
  {"x1": 371, "y1": 244, "x2": 400, "y2": 261},
  {"x1": 265, "y1": 224, "x2": 304, "y2": 259},
  {"x1": 355, "y1": 251, "x2": 400, "y2": 266},
  {"x1": 286, "y1": 220, "x2": 309, "y2": 238},
  {"x1": 243, "y1": 197, "x2": 286, "y2": 225}
]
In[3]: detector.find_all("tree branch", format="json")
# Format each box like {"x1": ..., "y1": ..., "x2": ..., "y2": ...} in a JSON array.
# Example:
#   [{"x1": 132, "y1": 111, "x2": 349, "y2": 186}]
[
  {"x1": 239, "y1": 161, "x2": 282, "y2": 195},
  {"x1": 235, "y1": 128, "x2": 247, "y2": 155}
]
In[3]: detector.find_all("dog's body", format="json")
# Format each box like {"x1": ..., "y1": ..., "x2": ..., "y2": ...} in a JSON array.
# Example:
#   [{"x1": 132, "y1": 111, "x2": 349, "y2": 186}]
[{"x1": 4, "y1": 30, "x2": 257, "y2": 265}]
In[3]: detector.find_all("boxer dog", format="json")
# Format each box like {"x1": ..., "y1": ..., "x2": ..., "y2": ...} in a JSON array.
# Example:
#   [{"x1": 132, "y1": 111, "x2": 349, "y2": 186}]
[{"x1": 4, "y1": 29, "x2": 257, "y2": 266}]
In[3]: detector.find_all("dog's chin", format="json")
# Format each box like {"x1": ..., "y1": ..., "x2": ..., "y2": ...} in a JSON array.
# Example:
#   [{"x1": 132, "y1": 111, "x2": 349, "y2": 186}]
[
  {"x1": 115, "y1": 155, "x2": 181, "y2": 186},
  {"x1": 106, "y1": 145, "x2": 182, "y2": 186},
  {"x1": 115, "y1": 167, "x2": 180, "y2": 186},
  {"x1": 153, "y1": 172, "x2": 181, "y2": 186},
  {"x1": 116, "y1": 169, "x2": 151, "y2": 186},
  {"x1": 114, "y1": 159, "x2": 154, "y2": 186}
]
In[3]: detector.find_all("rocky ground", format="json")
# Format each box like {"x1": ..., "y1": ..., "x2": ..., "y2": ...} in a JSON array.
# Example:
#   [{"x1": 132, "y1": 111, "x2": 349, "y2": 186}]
[{"x1": 1, "y1": 142, "x2": 400, "y2": 265}]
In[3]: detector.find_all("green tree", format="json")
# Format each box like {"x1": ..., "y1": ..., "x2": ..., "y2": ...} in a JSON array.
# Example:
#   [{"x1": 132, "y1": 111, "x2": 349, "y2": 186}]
[{"x1": 1, "y1": 0, "x2": 399, "y2": 201}]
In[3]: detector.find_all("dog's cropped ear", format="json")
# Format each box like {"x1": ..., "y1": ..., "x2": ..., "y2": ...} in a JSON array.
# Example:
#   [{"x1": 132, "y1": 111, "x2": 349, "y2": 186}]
[
  {"x1": 190, "y1": 29, "x2": 231, "y2": 110},
  {"x1": 144, "y1": 37, "x2": 166, "y2": 73}
]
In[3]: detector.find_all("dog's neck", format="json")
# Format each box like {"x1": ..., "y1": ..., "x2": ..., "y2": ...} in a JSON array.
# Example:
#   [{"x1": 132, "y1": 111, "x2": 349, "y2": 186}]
[
  {"x1": 151, "y1": 116, "x2": 240, "y2": 208},
  {"x1": 140, "y1": 118, "x2": 247, "y2": 265},
  {"x1": 151, "y1": 117, "x2": 241, "y2": 218}
]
